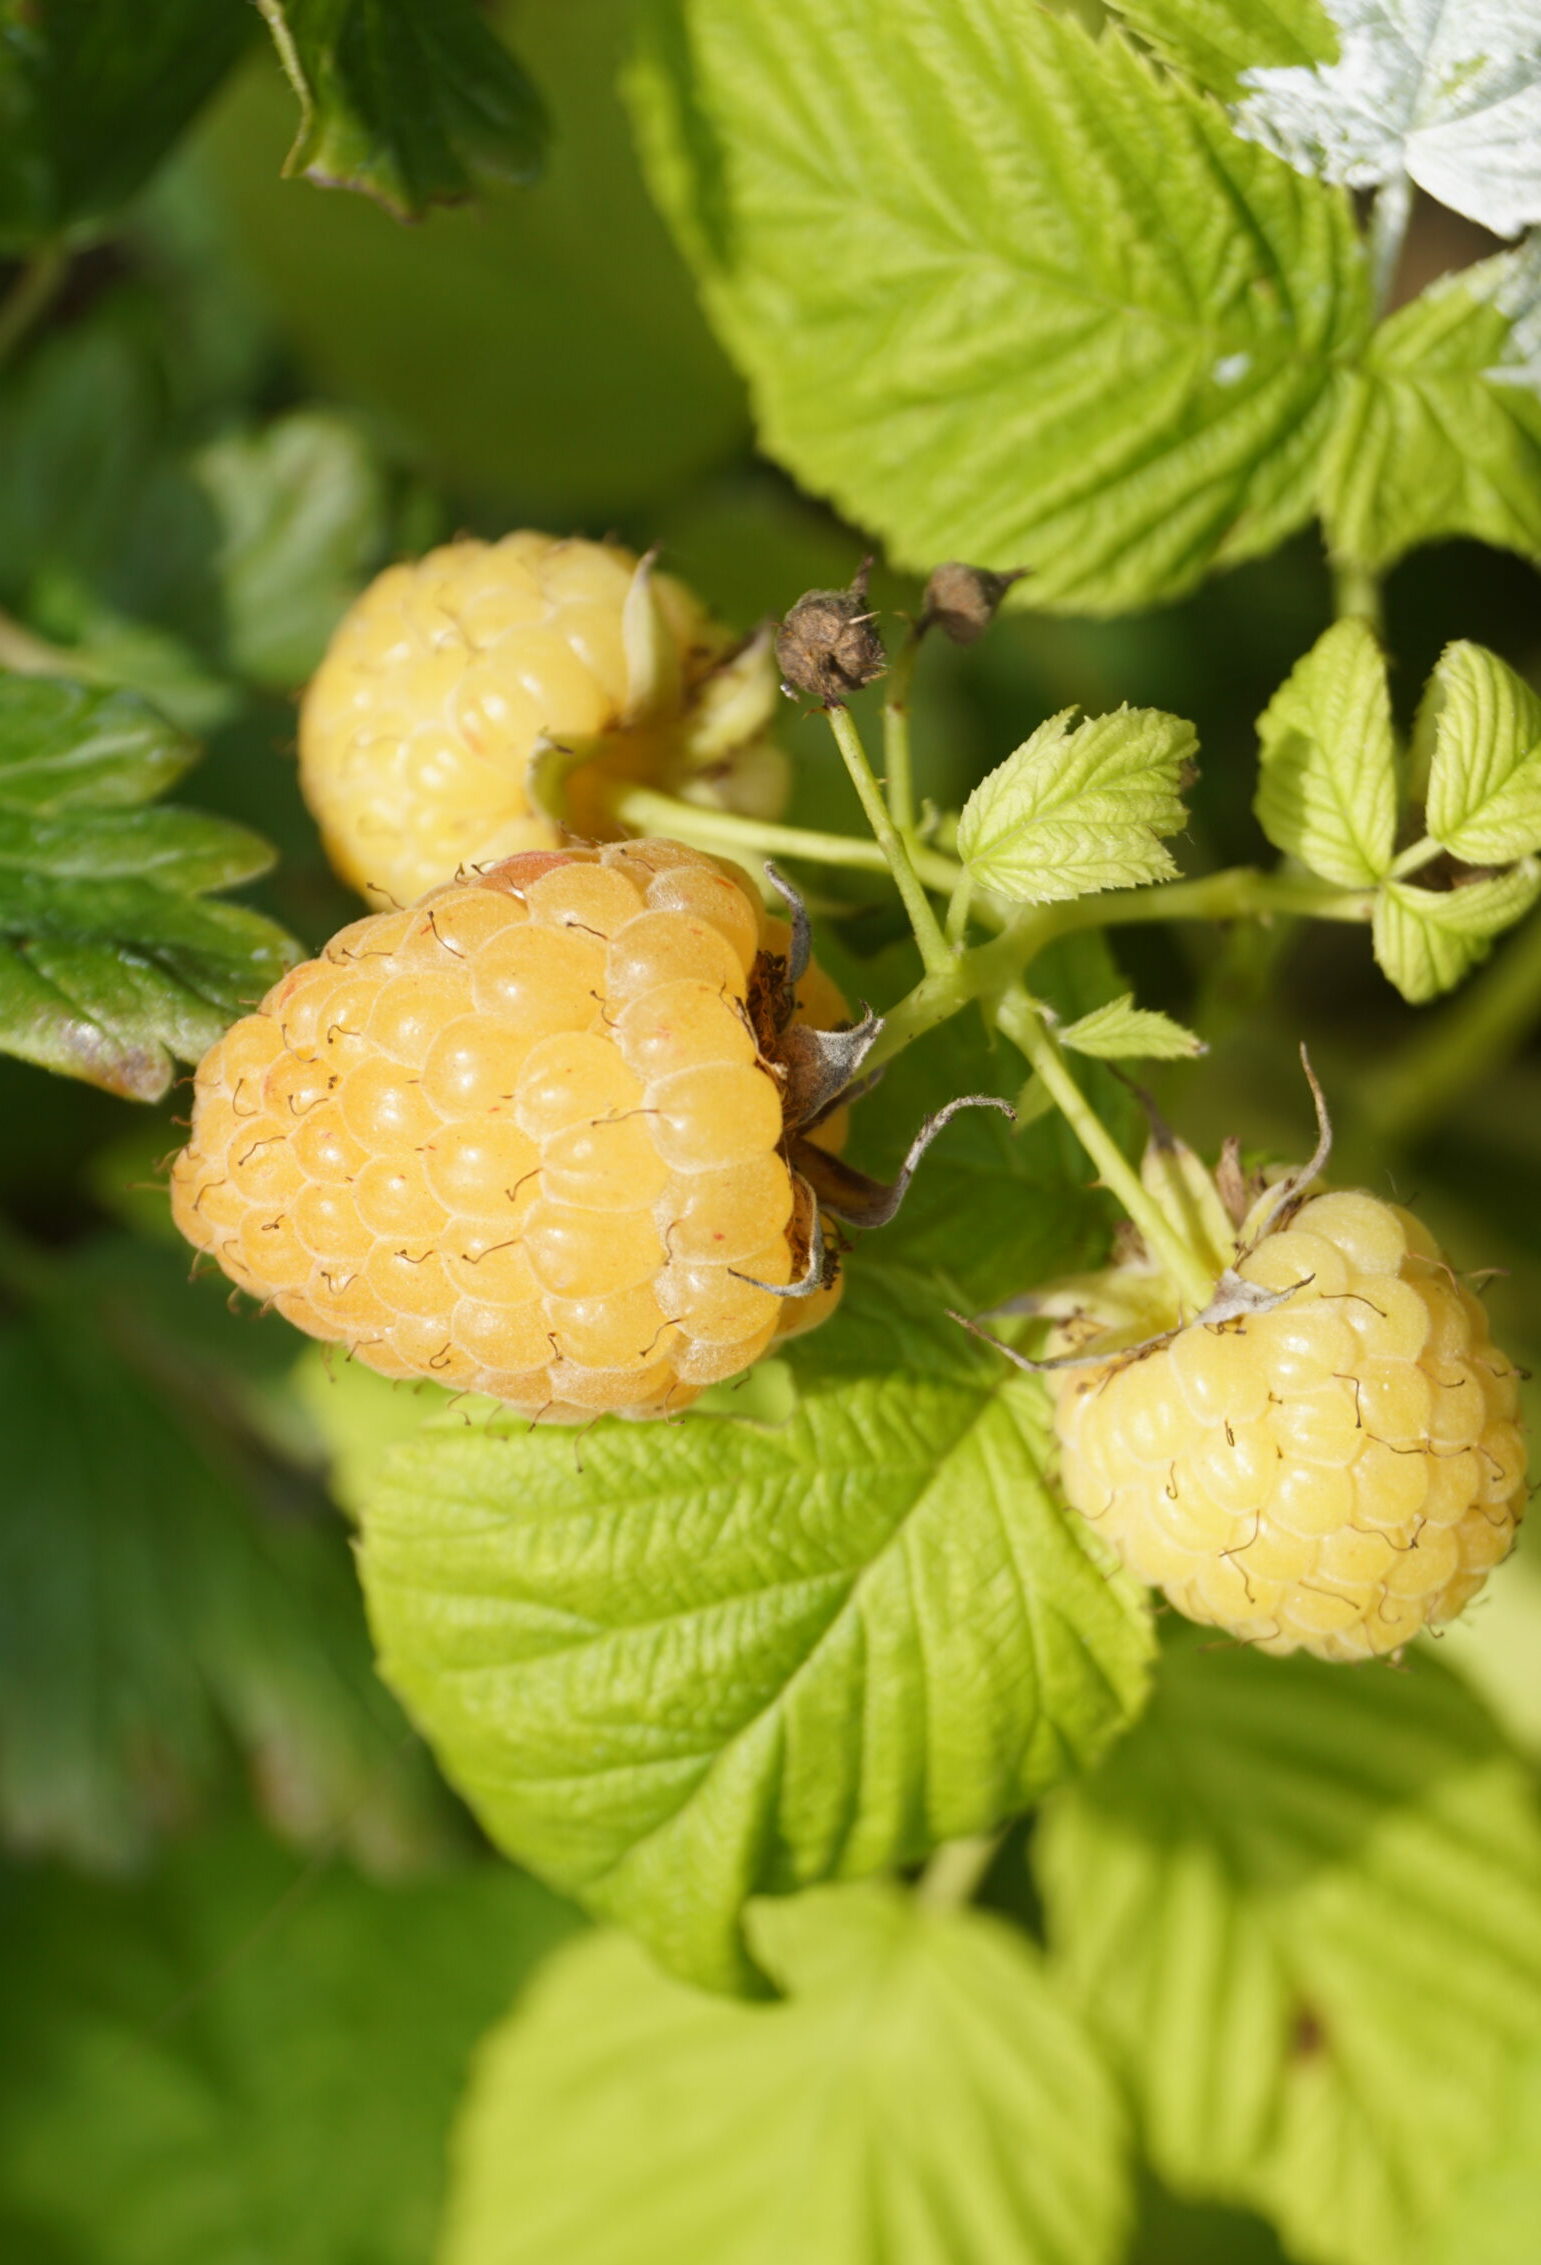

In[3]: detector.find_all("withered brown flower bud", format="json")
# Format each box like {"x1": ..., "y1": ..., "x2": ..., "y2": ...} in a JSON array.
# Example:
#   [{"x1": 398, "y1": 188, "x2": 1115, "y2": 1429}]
[
  {"x1": 921, "y1": 561, "x2": 1026, "y2": 645},
  {"x1": 775, "y1": 561, "x2": 887, "y2": 705}
]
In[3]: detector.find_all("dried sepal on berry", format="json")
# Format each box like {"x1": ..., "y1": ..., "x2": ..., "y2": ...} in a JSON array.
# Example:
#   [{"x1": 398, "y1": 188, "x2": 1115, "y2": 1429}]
[
  {"x1": 973, "y1": 1081, "x2": 1526, "y2": 1661},
  {"x1": 775, "y1": 560, "x2": 887, "y2": 705},
  {"x1": 299, "y1": 533, "x2": 788, "y2": 908},
  {"x1": 921, "y1": 561, "x2": 1027, "y2": 646}
]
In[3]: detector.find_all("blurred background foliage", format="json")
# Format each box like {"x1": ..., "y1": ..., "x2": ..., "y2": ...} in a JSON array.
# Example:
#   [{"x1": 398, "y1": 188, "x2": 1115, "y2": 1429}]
[{"x1": 1, "y1": 2, "x2": 1538, "y2": 2261}]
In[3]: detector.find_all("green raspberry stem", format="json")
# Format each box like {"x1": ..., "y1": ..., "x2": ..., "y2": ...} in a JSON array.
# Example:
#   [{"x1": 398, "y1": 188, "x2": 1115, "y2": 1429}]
[
  {"x1": 824, "y1": 703, "x2": 953, "y2": 977},
  {"x1": 602, "y1": 781, "x2": 961, "y2": 892},
  {"x1": 1366, "y1": 171, "x2": 1412, "y2": 315},
  {"x1": 1330, "y1": 546, "x2": 1386, "y2": 636},
  {"x1": 994, "y1": 984, "x2": 1219, "y2": 1314},
  {"x1": 863, "y1": 914, "x2": 1035, "y2": 1072},
  {"x1": 1014, "y1": 866, "x2": 1374, "y2": 946},
  {"x1": 944, "y1": 868, "x2": 975, "y2": 944},
  {"x1": 1388, "y1": 834, "x2": 1440, "y2": 880},
  {"x1": 881, "y1": 628, "x2": 921, "y2": 836},
  {"x1": 606, "y1": 785, "x2": 1371, "y2": 947},
  {"x1": 915, "y1": 1829, "x2": 1005, "y2": 1911}
]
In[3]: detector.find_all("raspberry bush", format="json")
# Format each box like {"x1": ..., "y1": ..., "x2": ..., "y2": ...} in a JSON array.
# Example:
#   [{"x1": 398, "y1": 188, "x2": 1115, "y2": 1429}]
[{"x1": 4, "y1": 6, "x2": 1541, "y2": 2265}]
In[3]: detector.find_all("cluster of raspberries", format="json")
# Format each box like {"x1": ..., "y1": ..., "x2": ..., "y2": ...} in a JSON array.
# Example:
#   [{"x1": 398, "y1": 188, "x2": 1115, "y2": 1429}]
[{"x1": 171, "y1": 532, "x2": 1526, "y2": 1661}]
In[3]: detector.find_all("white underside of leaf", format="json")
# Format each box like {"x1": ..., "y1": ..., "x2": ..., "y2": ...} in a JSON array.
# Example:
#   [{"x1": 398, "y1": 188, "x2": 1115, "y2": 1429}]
[{"x1": 1234, "y1": 0, "x2": 1541, "y2": 235}]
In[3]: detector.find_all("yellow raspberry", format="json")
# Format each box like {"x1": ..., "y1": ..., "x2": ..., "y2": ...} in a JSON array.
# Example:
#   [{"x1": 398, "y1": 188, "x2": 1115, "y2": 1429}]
[
  {"x1": 299, "y1": 532, "x2": 787, "y2": 907},
  {"x1": 170, "y1": 840, "x2": 846, "y2": 1423},
  {"x1": 1051, "y1": 1190, "x2": 1526, "y2": 1661}
]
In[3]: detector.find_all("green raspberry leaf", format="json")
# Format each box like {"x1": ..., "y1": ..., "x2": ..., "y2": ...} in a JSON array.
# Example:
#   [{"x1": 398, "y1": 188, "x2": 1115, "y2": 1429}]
[
  {"x1": 1322, "y1": 244, "x2": 1541, "y2": 572},
  {"x1": 1254, "y1": 618, "x2": 1397, "y2": 885},
  {"x1": 957, "y1": 707, "x2": 1197, "y2": 905},
  {"x1": 1420, "y1": 2042, "x2": 1541, "y2": 2265},
  {"x1": 0, "y1": 668, "x2": 196, "y2": 811},
  {"x1": 192, "y1": 410, "x2": 389, "y2": 689},
  {"x1": 254, "y1": 0, "x2": 547, "y2": 220},
  {"x1": 360, "y1": 1266, "x2": 1154, "y2": 1993},
  {"x1": 1372, "y1": 866, "x2": 1540, "y2": 1003},
  {"x1": 1423, "y1": 640, "x2": 1541, "y2": 867},
  {"x1": 1231, "y1": 0, "x2": 1541, "y2": 235},
  {"x1": 1060, "y1": 994, "x2": 1208, "y2": 1063},
  {"x1": 1435, "y1": 1549, "x2": 1541, "y2": 1763},
  {"x1": 1037, "y1": 1632, "x2": 1541, "y2": 2265},
  {"x1": 628, "y1": 1, "x2": 1370, "y2": 613},
  {"x1": 0, "y1": 673, "x2": 298, "y2": 1100},
  {"x1": 0, "y1": 313, "x2": 393, "y2": 720},
  {"x1": 0, "y1": 0, "x2": 253, "y2": 251},
  {"x1": 0, "y1": 1820, "x2": 576, "y2": 2265},
  {"x1": 440, "y1": 1887, "x2": 1131, "y2": 2265},
  {"x1": 1108, "y1": 0, "x2": 1337, "y2": 101}
]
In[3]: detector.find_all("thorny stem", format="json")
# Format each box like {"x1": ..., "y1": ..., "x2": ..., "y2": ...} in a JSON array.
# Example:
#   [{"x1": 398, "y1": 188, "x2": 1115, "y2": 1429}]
[
  {"x1": 0, "y1": 243, "x2": 67, "y2": 371},
  {"x1": 994, "y1": 985, "x2": 1219, "y2": 1314},
  {"x1": 915, "y1": 1830, "x2": 1005, "y2": 1911},
  {"x1": 825, "y1": 702, "x2": 953, "y2": 976},
  {"x1": 881, "y1": 628, "x2": 921, "y2": 836}
]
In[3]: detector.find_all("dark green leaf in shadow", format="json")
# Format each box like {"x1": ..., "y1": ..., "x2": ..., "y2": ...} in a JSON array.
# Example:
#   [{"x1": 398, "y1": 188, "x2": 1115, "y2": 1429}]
[
  {"x1": 838, "y1": 933, "x2": 1140, "y2": 1312},
  {"x1": 0, "y1": 0, "x2": 254, "y2": 251},
  {"x1": 191, "y1": 409, "x2": 389, "y2": 688},
  {"x1": 0, "y1": 1818, "x2": 578, "y2": 2265},
  {"x1": 254, "y1": 0, "x2": 546, "y2": 218},
  {"x1": 0, "y1": 675, "x2": 297, "y2": 1099},
  {"x1": 0, "y1": 1230, "x2": 452, "y2": 1872}
]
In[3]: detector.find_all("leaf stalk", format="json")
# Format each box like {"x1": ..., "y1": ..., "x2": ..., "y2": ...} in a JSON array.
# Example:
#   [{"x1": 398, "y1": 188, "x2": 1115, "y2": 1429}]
[
  {"x1": 994, "y1": 985, "x2": 1219, "y2": 1314},
  {"x1": 825, "y1": 702, "x2": 953, "y2": 976}
]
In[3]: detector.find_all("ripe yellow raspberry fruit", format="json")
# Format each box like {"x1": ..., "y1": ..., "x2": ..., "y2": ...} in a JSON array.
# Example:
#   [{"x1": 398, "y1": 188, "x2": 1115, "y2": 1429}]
[
  {"x1": 299, "y1": 532, "x2": 787, "y2": 907},
  {"x1": 1051, "y1": 1190, "x2": 1526, "y2": 1661},
  {"x1": 171, "y1": 840, "x2": 846, "y2": 1422}
]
